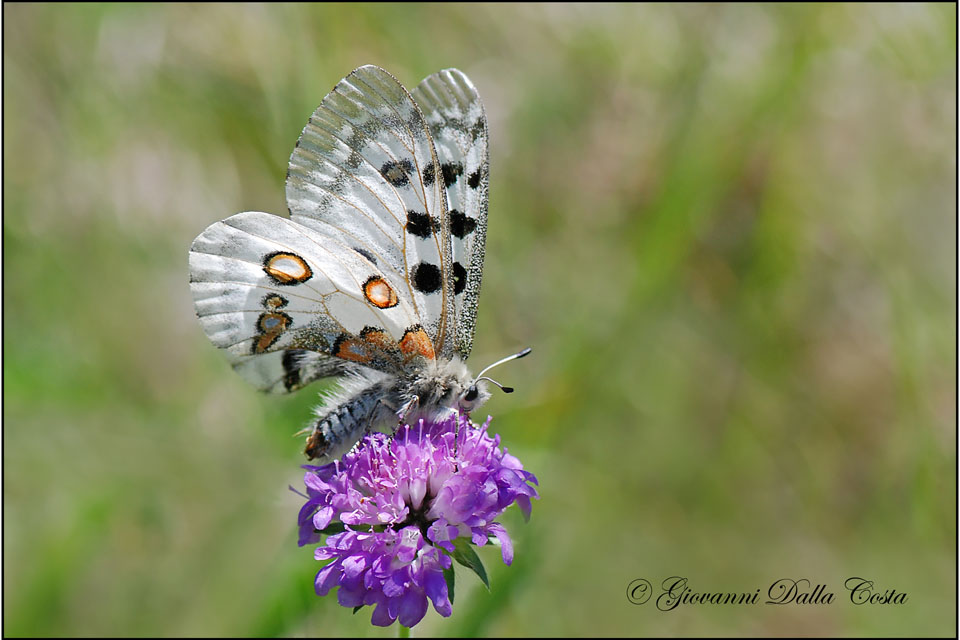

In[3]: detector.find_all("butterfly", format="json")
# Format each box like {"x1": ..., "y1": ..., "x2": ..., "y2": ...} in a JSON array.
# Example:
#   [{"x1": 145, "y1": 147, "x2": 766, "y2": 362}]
[{"x1": 188, "y1": 65, "x2": 528, "y2": 462}]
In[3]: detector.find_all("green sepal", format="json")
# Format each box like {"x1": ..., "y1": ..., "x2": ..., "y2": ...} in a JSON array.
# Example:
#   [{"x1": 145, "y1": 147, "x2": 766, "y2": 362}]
[
  {"x1": 316, "y1": 522, "x2": 346, "y2": 536},
  {"x1": 352, "y1": 605, "x2": 363, "y2": 615},
  {"x1": 451, "y1": 538, "x2": 489, "y2": 590},
  {"x1": 443, "y1": 565, "x2": 456, "y2": 604},
  {"x1": 316, "y1": 522, "x2": 391, "y2": 536}
]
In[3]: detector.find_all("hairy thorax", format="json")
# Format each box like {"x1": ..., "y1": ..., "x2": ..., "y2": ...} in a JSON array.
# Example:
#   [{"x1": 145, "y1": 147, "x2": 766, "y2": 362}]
[{"x1": 400, "y1": 357, "x2": 483, "y2": 416}]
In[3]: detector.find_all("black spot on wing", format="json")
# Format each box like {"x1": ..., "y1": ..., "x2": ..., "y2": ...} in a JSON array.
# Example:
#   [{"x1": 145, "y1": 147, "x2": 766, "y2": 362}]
[
  {"x1": 467, "y1": 168, "x2": 482, "y2": 189},
  {"x1": 380, "y1": 159, "x2": 414, "y2": 187},
  {"x1": 449, "y1": 209, "x2": 478, "y2": 239},
  {"x1": 441, "y1": 162, "x2": 464, "y2": 188},
  {"x1": 470, "y1": 118, "x2": 486, "y2": 141},
  {"x1": 405, "y1": 210, "x2": 439, "y2": 239},
  {"x1": 346, "y1": 128, "x2": 368, "y2": 169},
  {"x1": 453, "y1": 262, "x2": 467, "y2": 295},
  {"x1": 411, "y1": 262, "x2": 442, "y2": 294},
  {"x1": 353, "y1": 247, "x2": 376, "y2": 265},
  {"x1": 423, "y1": 161, "x2": 436, "y2": 186}
]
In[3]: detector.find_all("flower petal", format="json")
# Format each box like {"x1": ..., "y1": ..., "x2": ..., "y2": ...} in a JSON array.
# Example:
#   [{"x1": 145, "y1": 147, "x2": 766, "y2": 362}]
[
  {"x1": 371, "y1": 599, "x2": 395, "y2": 627},
  {"x1": 312, "y1": 505, "x2": 334, "y2": 531},
  {"x1": 314, "y1": 562, "x2": 341, "y2": 596},
  {"x1": 382, "y1": 568, "x2": 409, "y2": 598},
  {"x1": 487, "y1": 523, "x2": 514, "y2": 565},
  {"x1": 341, "y1": 554, "x2": 366, "y2": 580},
  {"x1": 424, "y1": 568, "x2": 452, "y2": 617},
  {"x1": 337, "y1": 583, "x2": 365, "y2": 607},
  {"x1": 397, "y1": 588, "x2": 428, "y2": 628},
  {"x1": 516, "y1": 495, "x2": 532, "y2": 522},
  {"x1": 297, "y1": 412, "x2": 537, "y2": 622}
]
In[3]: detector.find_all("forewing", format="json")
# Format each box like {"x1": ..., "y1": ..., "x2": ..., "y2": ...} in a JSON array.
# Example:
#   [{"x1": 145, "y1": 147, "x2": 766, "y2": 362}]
[
  {"x1": 285, "y1": 65, "x2": 456, "y2": 360},
  {"x1": 411, "y1": 69, "x2": 489, "y2": 359},
  {"x1": 189, "y1": 211, "x2": 436, "y2": 387}
]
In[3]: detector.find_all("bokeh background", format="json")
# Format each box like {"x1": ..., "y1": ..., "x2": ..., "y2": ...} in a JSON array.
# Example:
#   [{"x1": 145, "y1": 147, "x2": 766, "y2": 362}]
[{"x1": 4, "y1": 3, "x2": 956, "y2": 637}]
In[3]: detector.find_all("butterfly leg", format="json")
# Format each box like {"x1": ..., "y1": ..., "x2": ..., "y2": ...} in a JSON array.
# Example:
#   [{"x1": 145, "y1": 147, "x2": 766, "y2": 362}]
[
  {"x1": 397, "y1": 395, "x2": 420, "y2": 428},
  {"x1": 365, "y1": 398, "x2": 384, "y2": 435}
]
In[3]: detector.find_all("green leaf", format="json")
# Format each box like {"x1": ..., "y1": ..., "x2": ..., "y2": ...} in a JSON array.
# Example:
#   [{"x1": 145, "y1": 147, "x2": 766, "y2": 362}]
[
  {"x1": 443, "y1": 565, "x2": 456, "y2": 605},
  {"x1": 316, "y1": 522, "x2": 346, "y2": 535},
  {"x1": 451, "y1": 538, "x2": 489, "y2": 590}
]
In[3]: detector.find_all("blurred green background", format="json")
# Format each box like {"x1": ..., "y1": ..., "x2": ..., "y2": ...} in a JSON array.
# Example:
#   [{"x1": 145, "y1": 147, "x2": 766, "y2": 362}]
[{"x1": 4, "y1": 3, "x2": 956, "y2": 637}]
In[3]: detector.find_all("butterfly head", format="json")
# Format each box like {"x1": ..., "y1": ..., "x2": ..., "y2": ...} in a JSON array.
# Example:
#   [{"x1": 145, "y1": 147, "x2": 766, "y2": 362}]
[
  {"x1": 419, "y1": 358, "x2": 491, "y2": 414},
  {"x1": 416, "y1": 352, "x2": 526, "y2": 416},
  {"x1": 458, "y1": 379, "x2": 490, "y2": 413}
]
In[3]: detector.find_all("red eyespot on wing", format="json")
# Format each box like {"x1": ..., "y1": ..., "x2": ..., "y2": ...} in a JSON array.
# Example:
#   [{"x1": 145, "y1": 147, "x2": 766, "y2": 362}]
[
  {"x1": 263, "y1": 252, "x2": 312, "y2": 285},
  {"x1": 253, "y1": 312, "x2": 292, "y2": 354},
  {"x1": 399, "y1": 326, "x2": 435, "y2": 361},
  {"x1": 360, "y1": 326, "x2": 397, "y2": 352},
  {"x1": 262, "y1": 294, "x2": 288, "y2": 310},
  {"x1": 332, "y1": 335, "x2": 373, "y2": 364},
  {"x1": 363, "y1": 276, "x2": 398, "y2": 309}
]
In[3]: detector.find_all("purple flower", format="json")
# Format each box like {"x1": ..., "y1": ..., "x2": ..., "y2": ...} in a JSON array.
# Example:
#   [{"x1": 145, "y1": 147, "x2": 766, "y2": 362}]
[{"x1": 296, "y1": 413, "x2": 538, "y2": 628}]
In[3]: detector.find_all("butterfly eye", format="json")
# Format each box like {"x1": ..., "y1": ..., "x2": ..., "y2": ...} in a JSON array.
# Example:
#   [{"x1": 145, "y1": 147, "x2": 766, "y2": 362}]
[{"x1": 463, "y1": 386, "x2": 479, "y2": 403}]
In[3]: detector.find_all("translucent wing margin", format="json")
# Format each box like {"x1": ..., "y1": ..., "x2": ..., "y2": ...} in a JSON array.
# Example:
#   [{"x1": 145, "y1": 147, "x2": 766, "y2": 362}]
[
  {"x1": 230, "y1": 349, "x2": 352, "y2": 394},
  {"x1": 411, "y1": 69, "x2": 489, "y2": 360},
  {"x1": 285, "y1": 65, "x2": 456, "y2": 361}
]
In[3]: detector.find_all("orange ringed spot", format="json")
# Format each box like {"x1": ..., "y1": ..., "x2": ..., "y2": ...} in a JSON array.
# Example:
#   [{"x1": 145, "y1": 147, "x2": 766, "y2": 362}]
[
  {"x1": 254, "y1": 334, "x2": 279, "y2": 353},
  {"x1": 263, "y1": 294, "x2": 288, "y2": 310},
  {"x1": 258, "y1": 312, "x2": 290, "y2": 334},
  {"x1": 399, "y1": 327, "x2": 435, "y2": 361},
  {"x1": 333, "y1": 336, "x2": 373, "y2": 364},
  {"x1": 360, "y1": 326, "x2": 398, "y2": 352},
  {"x1": 252, "y1": 311, "x2": 291, "y2": 354},
  {"x1": 264, "y1": 252, "x2": 312, "y2": 285},
  {"x1": 363, "y1": 276, "x2": 398, "y2": 309}
]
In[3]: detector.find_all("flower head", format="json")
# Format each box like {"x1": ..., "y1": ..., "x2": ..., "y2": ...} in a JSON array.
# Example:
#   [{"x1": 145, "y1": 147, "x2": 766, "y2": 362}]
[{"x1": 297, "y1": 413, "x2": 538, "y2": 627}]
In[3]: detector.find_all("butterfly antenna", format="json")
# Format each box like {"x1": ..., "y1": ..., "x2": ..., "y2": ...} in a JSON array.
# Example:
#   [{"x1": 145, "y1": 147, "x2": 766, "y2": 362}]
[
  {"x1": 478, "y1": 376, "x2": 514, "y2": 393},
  {"x1": 474, "y1": 347, "x2": 531, "y2": 394}
]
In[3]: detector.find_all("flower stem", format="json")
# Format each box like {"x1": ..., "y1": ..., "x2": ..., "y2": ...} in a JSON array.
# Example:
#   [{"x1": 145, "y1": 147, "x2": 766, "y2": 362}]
[{"x1": 398, "y1": 624, "x2": 411, "y2": 638}]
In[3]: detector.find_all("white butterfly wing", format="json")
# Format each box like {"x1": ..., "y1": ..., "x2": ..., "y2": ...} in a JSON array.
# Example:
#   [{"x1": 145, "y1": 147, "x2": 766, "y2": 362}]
[
  {"x1": 285, "y1": 65, "x2": 457, "y2": 360},
  {"x1": 189, "y1": 211, "x2": 437, "y2": 390},
  {"x1": 227, "y1": 349, "x2": 351, "y2": 394},
  {"x1": 411, "y1": 69, "x2": 489, "y2": 360},
  {"x1": 190, "y1": 66, "x2": 492, "y2": 396}
]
